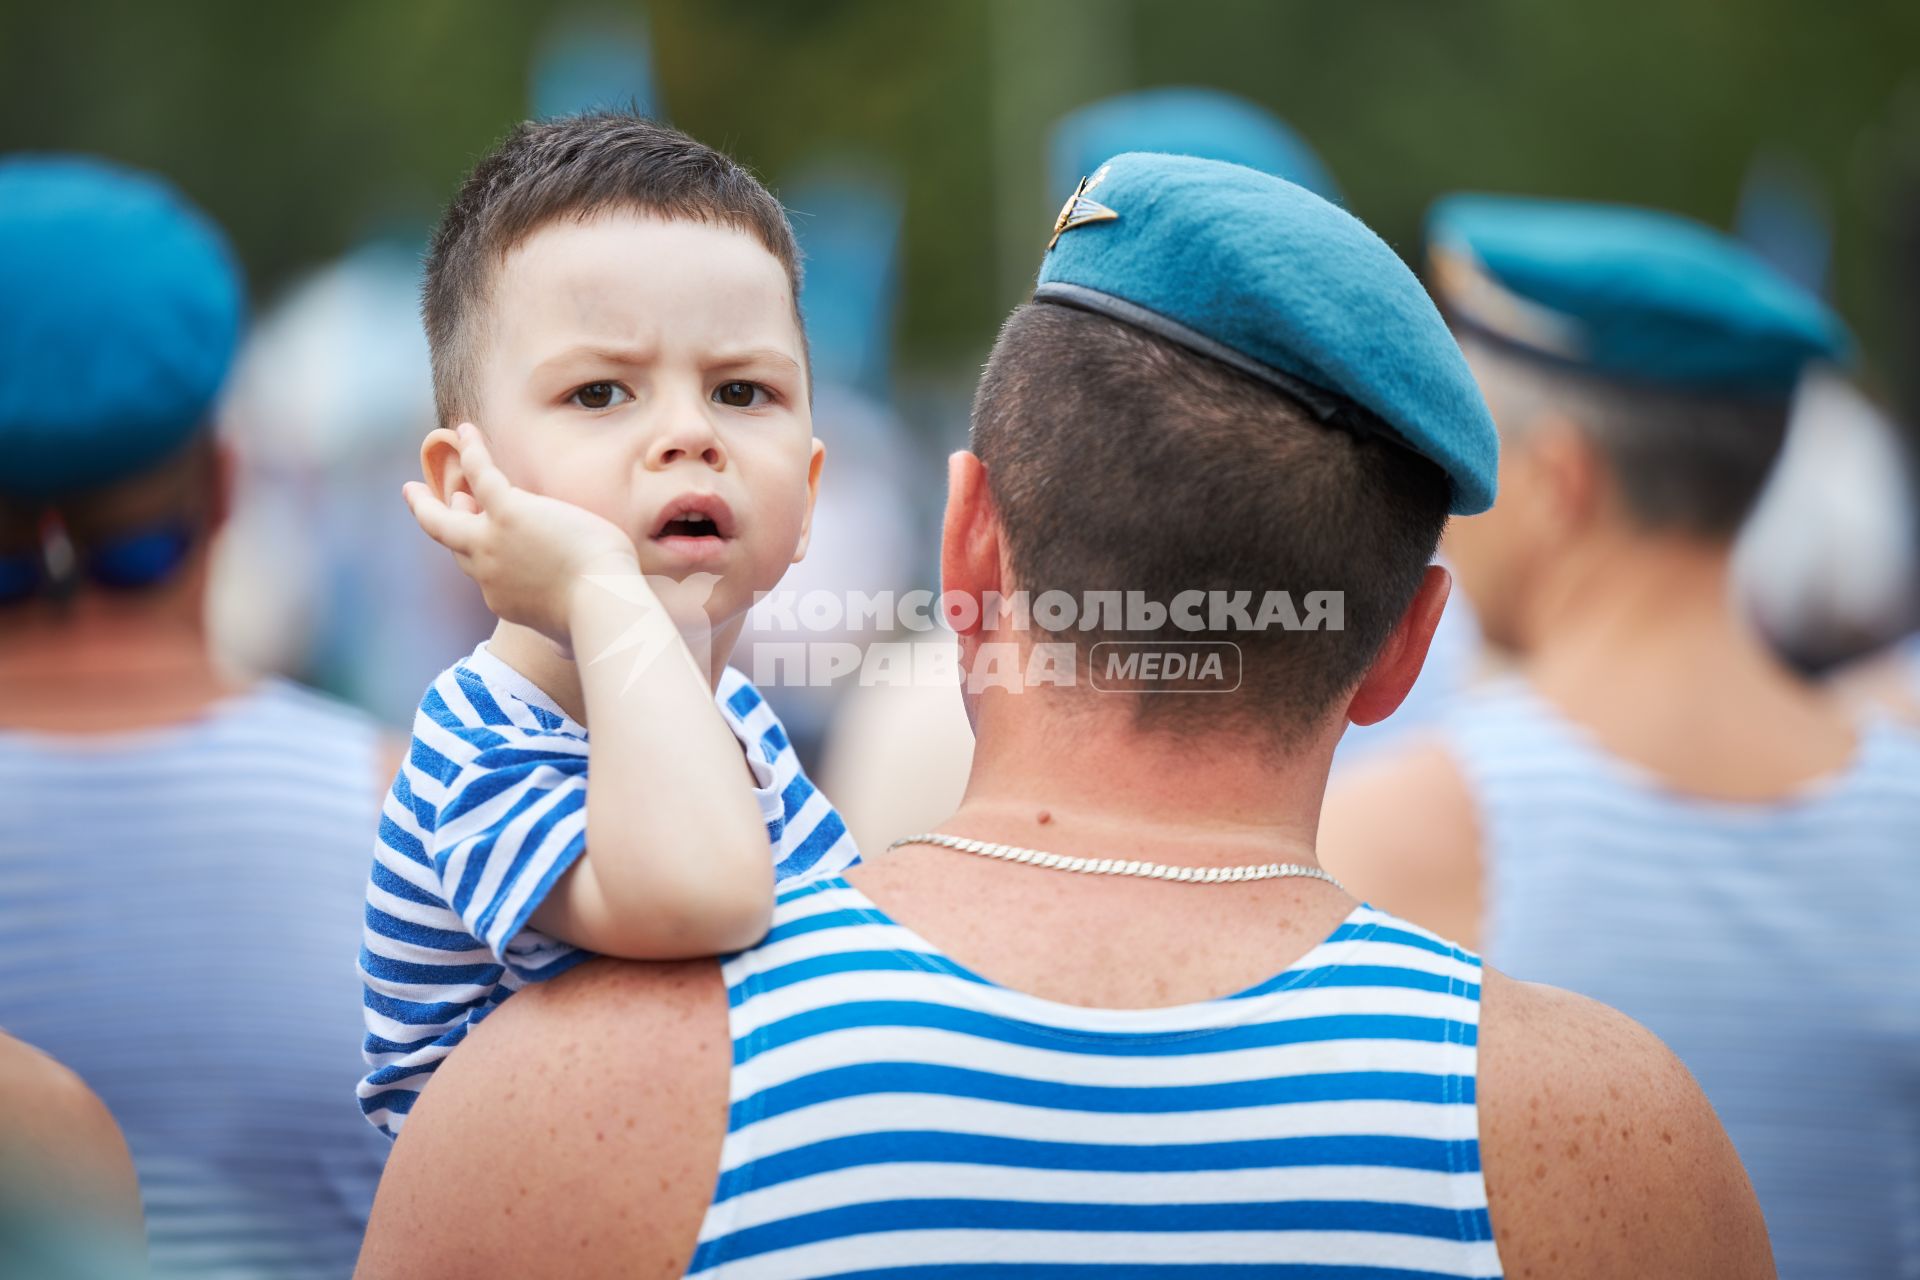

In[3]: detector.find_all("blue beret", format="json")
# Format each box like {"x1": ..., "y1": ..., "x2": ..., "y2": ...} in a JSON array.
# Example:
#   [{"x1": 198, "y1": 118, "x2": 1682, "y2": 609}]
[
  {"x1": 0, "y1": 154, "x2": 244, "y2": 500},
  {"x1": 1036, "y1": 152, "x2": 1499, "y2": 515},
  {"x1": 1049, "y1": 88, "x2": 1342, "y2": 207},
  {"x1": 1426, "y1": 193, "x2": 1849, "y2": 395}
]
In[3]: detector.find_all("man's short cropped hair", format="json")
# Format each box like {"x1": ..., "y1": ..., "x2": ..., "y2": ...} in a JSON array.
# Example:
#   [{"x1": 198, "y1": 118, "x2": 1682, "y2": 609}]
[
  {"x1": 422, "y1": 110, "x2": 804, "y2": 426},
  {"x1": 1461, "y1": 334, "x2": 1791, "y2": 538},
  {"x1": 970, "y1": 302, "x2": 1451, "y2": 742}
]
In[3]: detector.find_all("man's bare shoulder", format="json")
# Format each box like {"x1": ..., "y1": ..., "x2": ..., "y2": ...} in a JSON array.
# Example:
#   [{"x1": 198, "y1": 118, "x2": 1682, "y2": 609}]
[
  {"x1": 1318, "y1": 737, "x2": 1482, "y2": 943},
  {"x1": 357, "y1": 957, "x2": 730, "y2": 1280},
  {"x1": 1477, "y1": 969, "x2": 1773, "y2": 1278},
  {"x1": 0, "y1": 1034, "x2": 143, "y2": 1252}
]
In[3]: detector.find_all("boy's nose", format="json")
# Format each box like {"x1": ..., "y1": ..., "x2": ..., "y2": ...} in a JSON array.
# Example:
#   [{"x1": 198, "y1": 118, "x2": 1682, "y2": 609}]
[{"x1": 645, "y1": 408, "x2": 727, "y2": 471}]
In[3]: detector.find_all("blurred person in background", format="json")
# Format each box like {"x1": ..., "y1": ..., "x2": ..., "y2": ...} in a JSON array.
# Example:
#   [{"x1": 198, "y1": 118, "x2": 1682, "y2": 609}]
[
  {"x1": 1734, "y1": 368, "x2": 1920, "y2": 673},
  {"x1": 0, "y1": 1032, "x2": 145, "y2": 1279},
  {"x1": 0, "y1": 155, "x2": 391, "y2": 1278},
  {"x1": 1730, "y1": 152, "x2": 1920, "y2": 677},
  {"x1": 213, "y1": 238, "x2": 493, "y2": 726},
  {"x1": 1320, "y1": 193, "x2": 1920, "y2": 1278}
]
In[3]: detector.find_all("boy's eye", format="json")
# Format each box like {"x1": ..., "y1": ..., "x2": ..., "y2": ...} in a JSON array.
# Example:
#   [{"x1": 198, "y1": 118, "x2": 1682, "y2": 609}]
[
  {"x1": 714, "y1": 381, "x2": 769, "y2": 409},
  {"x1": 569, "y1": 382, "x2": 630, "y2": 410}
]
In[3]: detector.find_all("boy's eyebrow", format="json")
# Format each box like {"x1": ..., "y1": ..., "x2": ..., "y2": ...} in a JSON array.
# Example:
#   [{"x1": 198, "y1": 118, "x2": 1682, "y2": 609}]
[
  {"x1": 530, "y1": 345, "x2": 803, "y2": 378},
  {"x1": 707, "y1": 348, "x2": 804, "y2": 376},
  {"x1": 531, "y1": 344, "x2": 658, "y2": 377}
]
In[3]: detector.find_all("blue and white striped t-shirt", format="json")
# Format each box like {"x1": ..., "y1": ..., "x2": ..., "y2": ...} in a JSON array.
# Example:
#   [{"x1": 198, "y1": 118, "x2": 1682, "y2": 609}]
[
  {"x1": 0, "y1": 680, "x2": 391, "y2": 1280},
  {"x1": 691, "y1": 877, "x2": 1502, "y2": 1278},
  {"x1": 1447, "y1": 680, "x2": 1920, "y2": 1280},
  {"x1": 357, "y1": 642, "x2": 858, "y2": 1136}
]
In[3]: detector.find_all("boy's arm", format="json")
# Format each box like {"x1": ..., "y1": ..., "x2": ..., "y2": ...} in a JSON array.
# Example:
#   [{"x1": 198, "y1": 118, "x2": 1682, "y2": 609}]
[
  {"x1": 405, "y1": 425, "x2": 773, "y2": 960},
  {"x1": 528, "y1": 564, "x2": 774, "y2": 956}
]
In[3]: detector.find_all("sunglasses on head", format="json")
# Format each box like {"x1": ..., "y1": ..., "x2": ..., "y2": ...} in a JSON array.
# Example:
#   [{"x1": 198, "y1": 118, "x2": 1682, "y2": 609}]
[{"x1": 0, "y1": 517, "x2": 196, "y2": 606}]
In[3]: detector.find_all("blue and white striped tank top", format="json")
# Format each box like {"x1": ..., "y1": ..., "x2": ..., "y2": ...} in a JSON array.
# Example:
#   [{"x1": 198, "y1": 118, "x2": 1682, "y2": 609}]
[
  {"x1": 1447, "y1": 681, "x2": 1920, "y2": 1280},
  {"x1": 690, "y1": 877, "x2": 1503, "y2": 1278},
  {"x1": 0, "y1": 681, "x2": 392, "y2": 1279}
]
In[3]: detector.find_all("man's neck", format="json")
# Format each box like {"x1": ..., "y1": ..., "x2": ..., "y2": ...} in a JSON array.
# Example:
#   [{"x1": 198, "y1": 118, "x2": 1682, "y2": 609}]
[
  {"x1": 486, "y1": 613, "x2": 748, "y2": 725},
  {"x1": 942, "y1": 685, "x2": 1338, "y2": 869},
  {"x1": 0, "y1": 595, "x2": 238, "y2": 733},
  {"x1": 1514, "y1": 530, "x2": 1855, "y2": 798}
]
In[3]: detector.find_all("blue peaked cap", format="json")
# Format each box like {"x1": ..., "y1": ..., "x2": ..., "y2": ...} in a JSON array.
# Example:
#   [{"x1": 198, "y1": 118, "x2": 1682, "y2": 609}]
[
  {"x1": 1049, "y1": 87, "x2": 1343, "y2": 207},
  {"x1": 1426, "y1": 193, "x2": 1849, "y2": 394},
  {"x1": 1036, "y1": 152, "x2": 1499, "y2": 515},
  {"x1": 0, "y1": 154, "x2": 244, "y2": 500}
]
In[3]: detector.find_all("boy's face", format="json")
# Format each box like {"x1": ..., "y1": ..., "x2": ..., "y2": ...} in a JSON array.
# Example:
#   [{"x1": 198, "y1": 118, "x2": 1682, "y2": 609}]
[{"x1": 472, "y1": 210, "x2": 821, "y2": 631}]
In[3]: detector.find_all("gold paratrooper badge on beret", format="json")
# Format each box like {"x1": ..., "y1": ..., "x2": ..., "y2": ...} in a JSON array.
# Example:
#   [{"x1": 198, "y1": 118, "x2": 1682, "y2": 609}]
[{"x1": 1048, "y1": 164, "x2": 1119, "y2": 251}]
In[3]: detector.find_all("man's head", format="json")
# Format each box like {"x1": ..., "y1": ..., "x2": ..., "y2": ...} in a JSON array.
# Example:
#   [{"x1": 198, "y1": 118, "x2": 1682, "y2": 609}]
[
  {"x1": 1424, "y1": 193, "x2": 1849, "y2": 651},
  {"x1": 1444, "y1": 337, "x2": 1794, "y2": 648},
  {"x1": 419, "y1": 112, "x2": 821, "y2": 629},
  {"x1": 966, "y1": 302, "x2": 1450, "y2": 744},
  {"x1": 0, "y1": 155, "x2": 244, "y2": 615},
  {"x1": 946, "y1": 153, "x2": 1498, "y2": 750}
]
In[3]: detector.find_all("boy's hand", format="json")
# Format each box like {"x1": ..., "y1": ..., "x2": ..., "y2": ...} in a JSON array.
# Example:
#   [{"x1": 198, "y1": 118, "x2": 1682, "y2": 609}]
[{"x1": 404, "y1": 423, "x2": 641, "y2": 646}]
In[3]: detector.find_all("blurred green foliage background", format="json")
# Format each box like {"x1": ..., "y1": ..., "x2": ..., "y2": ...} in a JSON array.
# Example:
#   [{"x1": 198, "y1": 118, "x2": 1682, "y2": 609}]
[{"x1": 4, "y1": 0, "x2": 1918, "y2": 415}]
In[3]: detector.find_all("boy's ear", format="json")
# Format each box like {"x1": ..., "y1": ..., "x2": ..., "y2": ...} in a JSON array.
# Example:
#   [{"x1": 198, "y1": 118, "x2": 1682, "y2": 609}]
[
  {"x1": 789, "y1": 438, "x2": 827, "y2": 564},
  {"x1": 421, "y1": 426, "x2": 470, "y2": 505},
  {"x1": 1345, "y1": 564, "x2": 1451, "y2": 727}
]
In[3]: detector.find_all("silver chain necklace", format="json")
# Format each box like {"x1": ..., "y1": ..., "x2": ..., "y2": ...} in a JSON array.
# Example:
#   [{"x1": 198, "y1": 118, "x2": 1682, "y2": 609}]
[{"x1": 886, "y1": 831, "x2": 1346, "y2": 891}]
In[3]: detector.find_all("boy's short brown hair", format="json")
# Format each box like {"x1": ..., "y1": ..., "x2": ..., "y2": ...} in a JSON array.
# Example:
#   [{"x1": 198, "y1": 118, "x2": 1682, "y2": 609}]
[{"x1": 422, "y1": 110, "x2": 804, "y2": 426}]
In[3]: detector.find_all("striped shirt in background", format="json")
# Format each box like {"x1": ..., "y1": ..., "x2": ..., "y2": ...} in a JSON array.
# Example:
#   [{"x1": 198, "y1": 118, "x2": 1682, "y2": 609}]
[
  {"x1": 358, "y1": 642, "x2": 858, "y2": 1135},
  {"x1": 1448, "y1": 680, "x2": 1920, "y2": 1280},
  {"x1": 691, "y1": 877, "x2": 1501, "y2": 1278},
  {"x1": 0, "y1": 682, "x2": 391, "y2": 1280}
]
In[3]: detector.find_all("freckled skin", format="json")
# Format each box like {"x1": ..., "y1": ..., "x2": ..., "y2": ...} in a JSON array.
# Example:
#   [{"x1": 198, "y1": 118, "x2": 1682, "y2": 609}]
[{"x1": 1479, "y1": 975, "x2": 1775, "y2": 1277}]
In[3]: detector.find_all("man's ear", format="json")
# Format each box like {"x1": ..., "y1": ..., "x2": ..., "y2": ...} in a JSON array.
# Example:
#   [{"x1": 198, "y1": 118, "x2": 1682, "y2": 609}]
[
  {"x1": 421, "y1": 426, "x2": 470, "y2": 505},
  {"x1": 939, "y1": 450, "x2": 1001, "y2": 637},
  {"x1": 1528, "y1": 415, "x2": 1606, "y2": 538},
  {"x1": 1346, "y1": 564, "x2": 1452, "y2": 727},
  {"x1": 790, "y1": 438, "x2": 827, "y2": 565}
]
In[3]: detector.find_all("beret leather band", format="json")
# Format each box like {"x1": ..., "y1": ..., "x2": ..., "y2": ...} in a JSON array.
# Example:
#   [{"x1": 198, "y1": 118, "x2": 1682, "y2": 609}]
[{"x1": 1034, "y1": 280, "x2": 1414, "y2": 452}]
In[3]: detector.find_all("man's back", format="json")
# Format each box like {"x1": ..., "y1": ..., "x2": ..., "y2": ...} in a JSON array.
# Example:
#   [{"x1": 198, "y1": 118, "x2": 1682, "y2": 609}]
[
  {"x1": 361, "y1": 852, "x2": 1771, "y2": 1279},
  {"x1": 1447, "y1": 680, "x2": 1920, "y2": 1277},
  {"x1": 0, "y1": 680, "x2": 391, "y2": 1278},
  {"x1": 687, "y1": 877, "x2": 1498, "y2": 1277}
]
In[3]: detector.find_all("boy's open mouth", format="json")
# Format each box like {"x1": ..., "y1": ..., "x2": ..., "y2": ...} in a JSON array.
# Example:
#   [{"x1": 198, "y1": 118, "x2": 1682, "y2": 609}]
[{"x1": 650, "y1": 494, "x2": 736, "y2": 543}]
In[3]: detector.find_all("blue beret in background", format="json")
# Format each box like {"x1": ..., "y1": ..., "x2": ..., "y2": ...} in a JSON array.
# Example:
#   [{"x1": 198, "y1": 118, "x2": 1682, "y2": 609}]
[
  {"x1": 0, "y1": 154, "x2": 245, "y2": 500},
  {"x1": 1036, "y1": 152, "x2": 1499, "y2": 515},
  {"x1": 1048, "y1": 87, "x2": 1342, "y2": 208},
  {"x1": 786, "y1": 163, "x2": 904, "y2": 401},
  {"x1": 528, "y1": 13, "x2": 658, "y2": 121},
  {"x1": 1426, "y1": 193, "x2": 1849, "y2": 395}
]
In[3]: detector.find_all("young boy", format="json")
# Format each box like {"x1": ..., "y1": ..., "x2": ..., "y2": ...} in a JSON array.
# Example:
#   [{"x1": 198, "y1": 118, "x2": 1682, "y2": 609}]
[{"x1": 356, "y1": 113, "x2": 859, "y2": 1136}]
